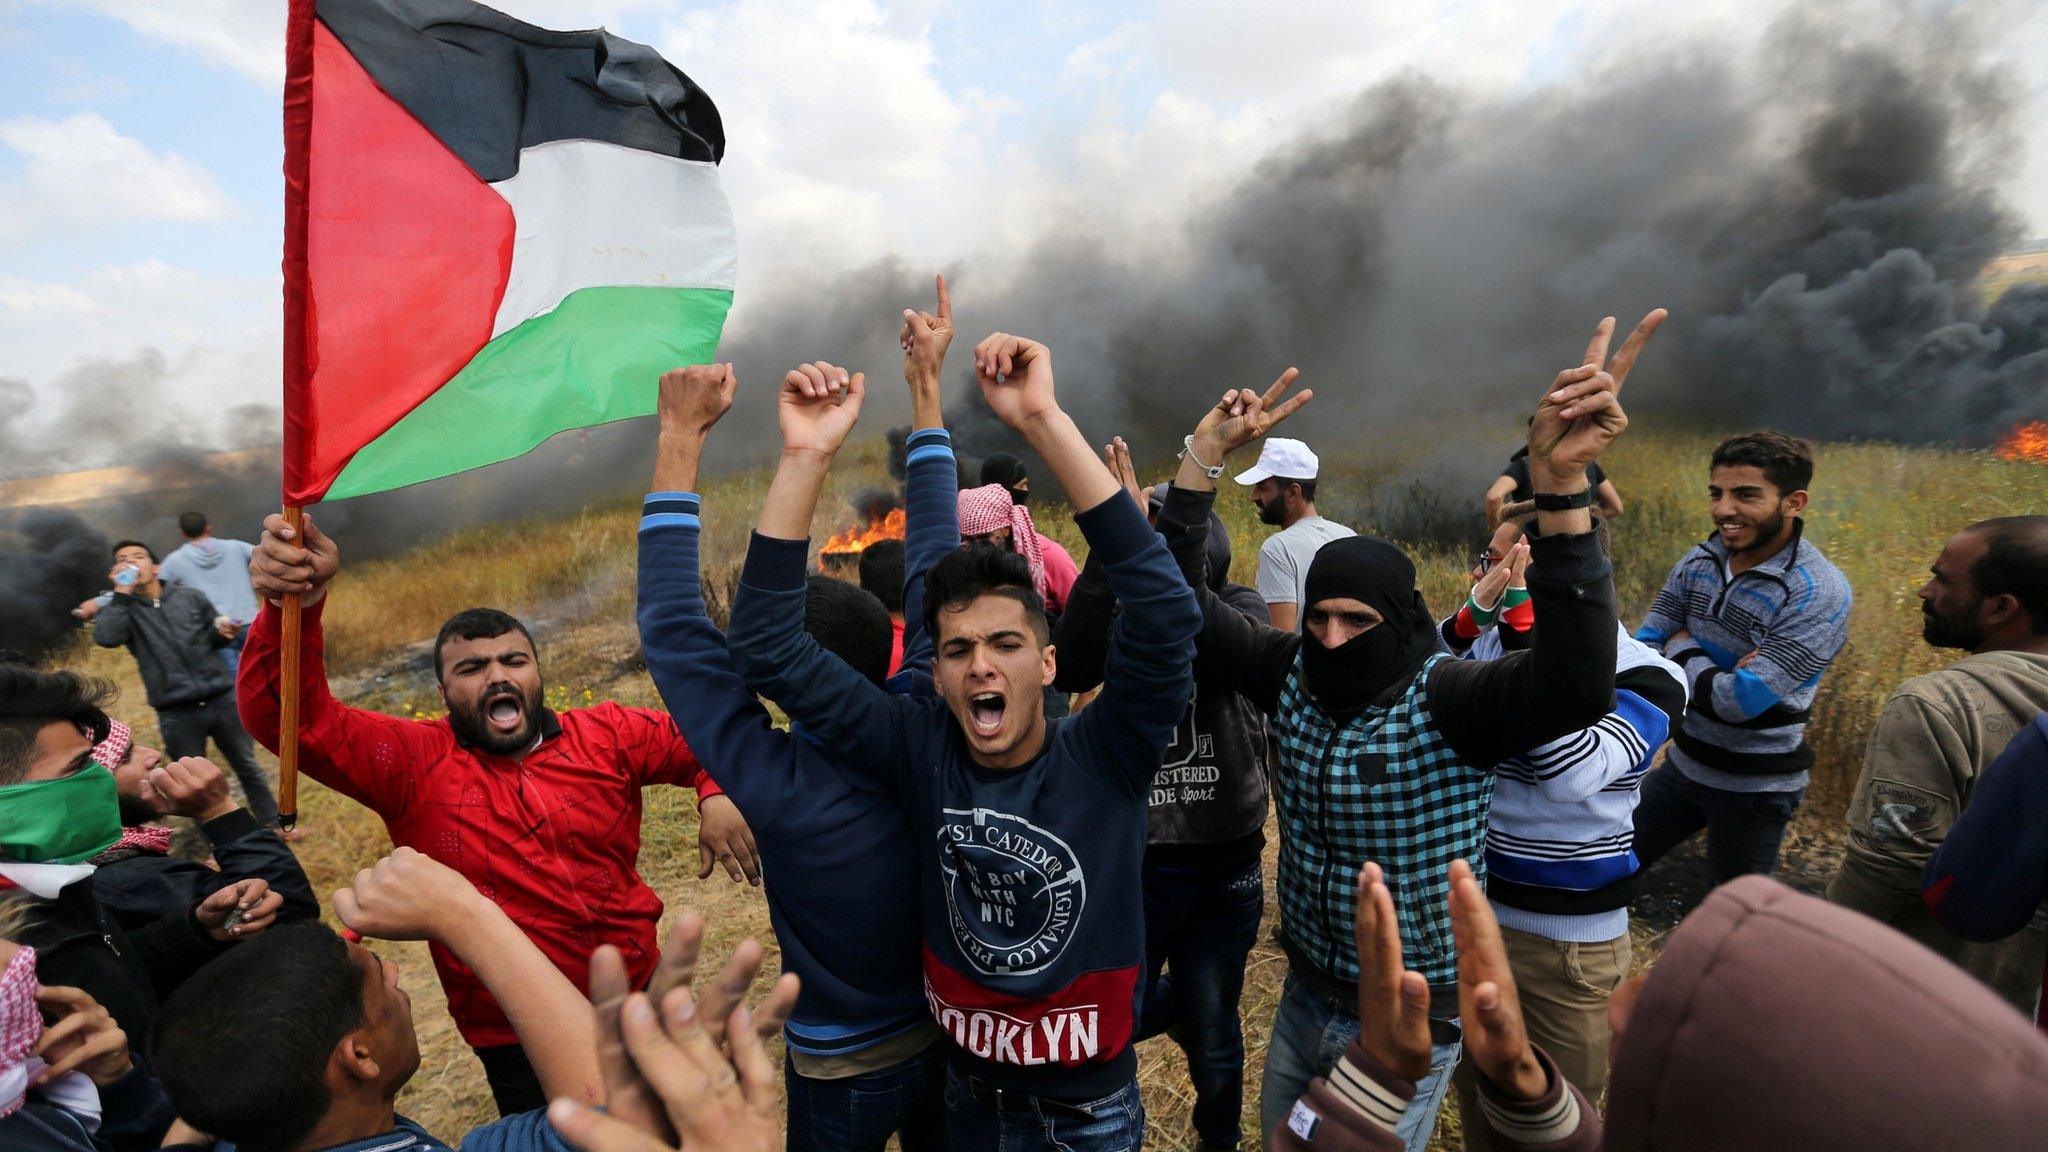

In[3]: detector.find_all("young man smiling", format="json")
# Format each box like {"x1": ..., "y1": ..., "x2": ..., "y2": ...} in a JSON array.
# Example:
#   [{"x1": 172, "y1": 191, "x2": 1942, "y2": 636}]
[
  {"x1": 1633, "y1": 431, "x2": 1852, "y2": 884},
  {"x1": 238, "y1": 524, "x2": 758, "y2": 1117},
  {"x1": 726, "y1": 334, "x2": 1267, "y2": 1150}
]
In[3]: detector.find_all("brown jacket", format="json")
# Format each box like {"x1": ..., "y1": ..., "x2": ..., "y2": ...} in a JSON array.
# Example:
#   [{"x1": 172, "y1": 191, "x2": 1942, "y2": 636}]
[
  {"x1": 1828, "y1": 650, "x2": 2048, "y2": 1010},
  {"x1": 1275, "y1": 877, "x2": 2048, "y2": 1151}
]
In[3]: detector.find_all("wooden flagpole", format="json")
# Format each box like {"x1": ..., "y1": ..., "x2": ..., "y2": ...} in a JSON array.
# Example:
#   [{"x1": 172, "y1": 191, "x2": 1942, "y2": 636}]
[{"x1": 277, "y1": 504, "x2": 303, "y2": 832}]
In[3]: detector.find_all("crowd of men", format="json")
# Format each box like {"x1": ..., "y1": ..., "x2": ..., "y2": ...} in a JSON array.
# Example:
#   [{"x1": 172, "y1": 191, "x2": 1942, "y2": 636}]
[{"x1": 2, "y1": 277, "x2": 2046, "y2": 1152}]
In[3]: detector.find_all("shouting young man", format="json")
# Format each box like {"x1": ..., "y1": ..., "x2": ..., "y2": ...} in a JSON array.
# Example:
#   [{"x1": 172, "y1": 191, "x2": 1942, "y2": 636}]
[
  {"x1": 239, "y1": 527, "x2": 757, "y2": 1116},
  {"x1": 726, "y1": 334, "x2": 1257, "y2": 1150}
]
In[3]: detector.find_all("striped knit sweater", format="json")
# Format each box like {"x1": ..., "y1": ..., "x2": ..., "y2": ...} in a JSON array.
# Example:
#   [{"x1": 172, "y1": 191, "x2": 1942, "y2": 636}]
[
  {"x1": 1457, "y1": 622, "x2": 1687, "y2": 941},
  {"x1": 1635, "y1": 521, "x2": 1851, "y2": 790}
]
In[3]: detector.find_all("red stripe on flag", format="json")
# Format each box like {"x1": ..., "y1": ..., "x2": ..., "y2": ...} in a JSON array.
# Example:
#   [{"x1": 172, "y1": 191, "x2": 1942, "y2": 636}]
[{"x1": 282, "y1": 17, "x2": 515, "y2": 504}]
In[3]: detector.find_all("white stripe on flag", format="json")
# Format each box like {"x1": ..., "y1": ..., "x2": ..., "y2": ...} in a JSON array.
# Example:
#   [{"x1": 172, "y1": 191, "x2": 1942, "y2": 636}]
[{"x1": 489, "y1": 138, "x2": 737, "y2": 338}]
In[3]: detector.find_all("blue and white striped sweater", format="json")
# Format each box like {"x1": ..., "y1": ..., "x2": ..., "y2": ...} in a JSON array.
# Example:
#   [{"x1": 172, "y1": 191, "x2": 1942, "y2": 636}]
[
  {"x1": 1635, "y1": 522, "x2": 1851, "y2": 787},
  {"x1": 1464, "y1": 623, "x2": 1687, "y2": 941}
]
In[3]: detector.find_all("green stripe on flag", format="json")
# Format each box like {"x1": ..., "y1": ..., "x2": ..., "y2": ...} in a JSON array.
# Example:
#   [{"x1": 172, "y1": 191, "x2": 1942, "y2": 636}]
[{"x1": 325, "y1": 285, "x2": 732, "y2": 501}]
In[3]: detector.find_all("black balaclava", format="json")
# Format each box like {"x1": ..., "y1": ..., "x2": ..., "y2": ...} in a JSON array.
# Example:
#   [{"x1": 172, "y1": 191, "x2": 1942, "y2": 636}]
[
  {"x1": 980, "y1": 452, "x2": 1031, "y2": 506},
  {"x1": 1148, "y1": 483, "x2": 1232, "y2": 592},
  {"x1": 1299, "y1": 536, "x2": 1436, "y2": 721}
]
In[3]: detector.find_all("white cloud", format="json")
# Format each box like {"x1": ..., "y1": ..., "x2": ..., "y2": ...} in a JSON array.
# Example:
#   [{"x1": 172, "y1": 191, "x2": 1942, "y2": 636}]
[
  {"x1": 0, "y1": 113, "x2": 231, "y2": 236},
  {"x1": 63, "y1": 0, "x2": 285, "y2": 84}
]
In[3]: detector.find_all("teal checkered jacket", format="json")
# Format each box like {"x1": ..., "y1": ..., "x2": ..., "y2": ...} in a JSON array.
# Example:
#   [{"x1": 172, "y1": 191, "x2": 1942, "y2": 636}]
[{"x1": 1154, "y1": 485, "x2": 1623, "y2": 992}]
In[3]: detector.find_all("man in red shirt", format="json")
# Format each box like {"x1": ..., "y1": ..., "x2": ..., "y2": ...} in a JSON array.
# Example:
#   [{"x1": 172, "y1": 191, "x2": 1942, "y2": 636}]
[{"x1": 238, "y1": 511, "x2": 758, "y2": 1117}]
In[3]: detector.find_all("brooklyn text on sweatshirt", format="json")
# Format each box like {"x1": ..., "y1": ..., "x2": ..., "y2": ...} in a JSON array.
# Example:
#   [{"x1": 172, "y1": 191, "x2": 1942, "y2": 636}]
[
  {"x1": 727, "y1": 493, "x2": 1200, "y2": 1100},
  {"x1": 630, "y1": 430, "x2": 959, "y2": 1067}
]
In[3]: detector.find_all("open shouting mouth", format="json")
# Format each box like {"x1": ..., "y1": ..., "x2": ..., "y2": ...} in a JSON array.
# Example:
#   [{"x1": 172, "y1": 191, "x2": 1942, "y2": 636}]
[{"x1": 969, "y1": 691, "x2": 1007, "y2": 739}]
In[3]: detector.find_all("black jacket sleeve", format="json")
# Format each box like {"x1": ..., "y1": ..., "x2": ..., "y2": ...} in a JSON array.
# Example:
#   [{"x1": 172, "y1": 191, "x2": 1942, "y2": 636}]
[
  {"x1": 1427, "y1": 530, "x2": 1618, "y2": 767},
  {"x1": 194, "y1": 809, "x2": 320, "y2": 923},
  {"x1": 1051, "y1": 552, "x2": 1117, "y2": 694},
  {"x1": 1156, "y1": 485, "x2": 1300, "y2": 716}
]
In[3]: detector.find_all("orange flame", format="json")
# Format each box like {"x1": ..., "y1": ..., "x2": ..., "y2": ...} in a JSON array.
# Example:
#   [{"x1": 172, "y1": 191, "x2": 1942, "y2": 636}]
[
  {"x1": 820, "y1": 507, "x2": 906, "y2": 562},
  {"x1": 1995, "y1": 421, "x2": 2048, "y2": 464}
]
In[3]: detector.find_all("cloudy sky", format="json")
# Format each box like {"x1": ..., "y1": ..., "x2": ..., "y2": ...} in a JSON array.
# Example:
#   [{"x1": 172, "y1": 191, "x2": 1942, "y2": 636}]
[{"x1": 2, "y1": 0, "x2": 2044, "y2": 469}]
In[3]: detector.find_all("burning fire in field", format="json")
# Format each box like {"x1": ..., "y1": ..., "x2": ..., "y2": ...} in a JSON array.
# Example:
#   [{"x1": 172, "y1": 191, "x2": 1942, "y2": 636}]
[
  {"x1": 820, "y1": 487, "x2": 906, "y2": 573},
  {"x1": 1995, "y1": 422, "x2": 2048, "y2": 464}
]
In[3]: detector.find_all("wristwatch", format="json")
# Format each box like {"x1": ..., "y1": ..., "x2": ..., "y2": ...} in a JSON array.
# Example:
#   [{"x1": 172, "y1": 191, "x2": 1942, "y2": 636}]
[
  {"x1": 1179, "y1": 435, "x2": 1225, "y2": 480},
  {"x1": 1531, "y1": 487, "x2": 1594, "y2": 511}
]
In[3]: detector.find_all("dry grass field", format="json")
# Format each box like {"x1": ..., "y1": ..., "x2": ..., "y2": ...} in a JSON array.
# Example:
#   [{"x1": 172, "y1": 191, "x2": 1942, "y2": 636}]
[{"x1": 53, "y1": 428, "x2": 2048, "y2": 1149}]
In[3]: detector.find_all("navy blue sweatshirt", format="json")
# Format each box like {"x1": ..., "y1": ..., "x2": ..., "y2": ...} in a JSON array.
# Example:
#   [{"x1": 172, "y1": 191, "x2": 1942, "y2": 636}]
[
  {"x1": 1924, "y1": 712, "x2": 2048, "y2": 1025},
  {"x1": 728, "y1": 493, "x2": 1201, "y2": 1100},
  {"x1": 634, "y1": 428, "x2": 960, "y2": 1062}
]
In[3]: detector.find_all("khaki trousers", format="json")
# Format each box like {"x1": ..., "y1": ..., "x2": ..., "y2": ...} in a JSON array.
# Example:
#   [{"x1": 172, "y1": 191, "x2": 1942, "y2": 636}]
[{"x1": 1453, "y1": 924, "x2": 1632, "y2": 1151}]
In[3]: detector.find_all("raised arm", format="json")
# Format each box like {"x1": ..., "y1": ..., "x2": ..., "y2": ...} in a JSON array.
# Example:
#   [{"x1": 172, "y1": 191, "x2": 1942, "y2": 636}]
[
  {"x1": 896, "y1": 274, "x2": 962, "y2": 688},
  {"x1": 335, "y1": 848, "x2": 601, "y2": 1107},
  {"x1": 1430, "y1": 311, "x2": 1665, "y2": 764},
  {"x1": 239, "y1": 514, "x2": 435, "y2": 817},
  {"x1": 638, "y1": 362, "x2": 810, "y2": 833},
  {"x1": 727, "y1": 361, "x2": 918, "y2": 779}
]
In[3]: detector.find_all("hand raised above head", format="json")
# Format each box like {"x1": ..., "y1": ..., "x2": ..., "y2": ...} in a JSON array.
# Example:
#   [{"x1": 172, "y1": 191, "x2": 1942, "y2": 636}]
[
  {"x1": 1528, "y1": 309, "x2": 1665, "y2": 480},
  {"x1": 971, "y1": 332, "x2": 1059, "y2": 430},
  {"x1": 776, "y1": 361, "x2": 866, "y2": 457},
  {"x1": 1104, "y1": 437, "x2": 1146, "y2": 517},
  {"x1": 657, "y1": 363, "x2": 738, "y2": 437},
  {"x1": 1191, "y1": 367, "x2": 1311, "y2": 461},
  {"x1": 251, "y1": 511, "x2": 340, "y2": 604},
  {"x1": 901, "y1": 273, "x2": 955, "y2": 382}
]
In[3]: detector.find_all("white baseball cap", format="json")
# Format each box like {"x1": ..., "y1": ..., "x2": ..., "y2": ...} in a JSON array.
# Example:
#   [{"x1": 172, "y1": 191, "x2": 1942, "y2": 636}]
[{"x1": 1234, "y1": 438, "x2": 1319, "y2": 485}]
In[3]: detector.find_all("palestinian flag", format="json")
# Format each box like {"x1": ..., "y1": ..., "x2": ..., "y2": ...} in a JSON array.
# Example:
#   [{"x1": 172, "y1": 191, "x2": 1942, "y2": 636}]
[{"x1": 281, "y1": 0, "x2": 735, "y2": 504}]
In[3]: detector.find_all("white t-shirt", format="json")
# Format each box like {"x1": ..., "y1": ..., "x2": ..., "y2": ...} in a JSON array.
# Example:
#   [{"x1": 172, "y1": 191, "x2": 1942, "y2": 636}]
[{"x1": 1256, "y1": 515, "x2": 1357, "y2": 630}]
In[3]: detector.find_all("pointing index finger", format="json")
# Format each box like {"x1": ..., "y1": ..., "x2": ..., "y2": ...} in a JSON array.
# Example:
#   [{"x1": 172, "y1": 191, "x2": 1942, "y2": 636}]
[{"x1": 1580, "y1": 316, "x2": 1617, "y2": 370}]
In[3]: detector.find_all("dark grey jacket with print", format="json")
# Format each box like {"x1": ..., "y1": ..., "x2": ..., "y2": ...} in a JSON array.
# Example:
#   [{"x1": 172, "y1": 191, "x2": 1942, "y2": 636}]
[{"x1": 93, "y1": 582, "x2": 234, "y2": 708}]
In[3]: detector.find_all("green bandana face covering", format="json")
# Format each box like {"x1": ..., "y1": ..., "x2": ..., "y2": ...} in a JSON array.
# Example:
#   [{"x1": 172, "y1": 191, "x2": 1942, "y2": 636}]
[{"x1": 0, "y1": 766, "x2": 122, "y2": 866}]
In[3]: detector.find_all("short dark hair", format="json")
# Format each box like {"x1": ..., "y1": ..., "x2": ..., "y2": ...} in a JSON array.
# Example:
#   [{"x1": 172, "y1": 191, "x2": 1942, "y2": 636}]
[
  {"x1": 1711, "y1": 431, "x2": 1814, "y2": 495},
  {"x1": 152, "y1": 923, "x2": 365, "y2": 1152},
  {"x1": 1281, "y1": 477, "x2": 1318, "y2": 503},
  {"x1": 857, "y1": 540, "x2": 906, "y2": 613},
  {"x1": 432, "y1": 608, "x2": 535, "y2": 683},
  {"x1": 923, "y1": 543, "x2": 1049, "y2": 645},
  {"x1": 0, "y1": 665, "x2": 114, "y2": 785},
  {"x1": 177, "y1": 512, "x2": 209, "y2": 538},
  {"x1": 109, "y1": 539, "x2": 158, "y2": 564},
  {"x1": 806, "y1": 575, "x2": 894, "y2": 686},
  {"x1": 1967, "y1": 515, "x2": 2048, "y2": 634}
]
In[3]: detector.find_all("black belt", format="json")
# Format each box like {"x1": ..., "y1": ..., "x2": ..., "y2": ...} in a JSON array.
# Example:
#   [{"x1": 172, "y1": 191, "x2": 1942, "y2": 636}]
[{"x1": 960, "y1": 1075, "x2": 1099, "y2": 1121}]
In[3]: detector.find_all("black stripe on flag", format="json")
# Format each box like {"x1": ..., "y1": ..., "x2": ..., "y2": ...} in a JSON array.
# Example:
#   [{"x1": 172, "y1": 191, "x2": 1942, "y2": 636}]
[{"x1": 317, "y1": 0, "x2": 723, "y2": 183}]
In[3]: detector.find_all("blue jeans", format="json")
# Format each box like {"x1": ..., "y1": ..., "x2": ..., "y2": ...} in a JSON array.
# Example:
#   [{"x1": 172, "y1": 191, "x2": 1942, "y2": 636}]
[
  {"x1": 1136, "y1": 857, "x2": 1263, "y2": 1149},
  {"x1": 785, "y1": 1044, "x2": 947, "y2": 1152},
  {"x1": 942, "y1": 1064, "x2": 1144, "y2": 1152},
  {"x1": 1259, "y1": 975, "x2": 1460, "y2": 1152},
  {"x1": 1631, "y1": 760, "x2": 1805, "y2": 883}
]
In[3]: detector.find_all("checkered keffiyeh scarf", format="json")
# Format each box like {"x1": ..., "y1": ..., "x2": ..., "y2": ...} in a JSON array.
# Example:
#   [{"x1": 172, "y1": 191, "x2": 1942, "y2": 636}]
[
  {"x1": 0, "y1": 945, "x2": 39, "y2": 1119},
  {"x1": 91, "y1": 720, "x2": 131, "y2": 773},
  {"x1": 957, "y1": 484, "x2": 1048, "y2": 600}
]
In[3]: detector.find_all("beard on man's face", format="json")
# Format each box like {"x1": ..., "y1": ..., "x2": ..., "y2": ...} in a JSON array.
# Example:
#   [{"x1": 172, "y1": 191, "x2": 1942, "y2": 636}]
[
  {"x1": 448, "y1": 681, "x2": 544, "y2": 755},
  {"x1": 1921, "y1": 599, "x2": 1984, "y2": 652},
  {"x1": 1254, "y1": 494, "x2": 1287, "y2": 526},
  {"x1": 117, "y1": 795, "x2": 160, "y2": 828}
]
